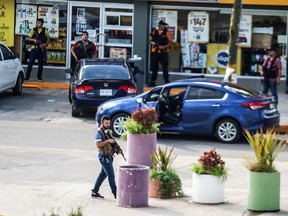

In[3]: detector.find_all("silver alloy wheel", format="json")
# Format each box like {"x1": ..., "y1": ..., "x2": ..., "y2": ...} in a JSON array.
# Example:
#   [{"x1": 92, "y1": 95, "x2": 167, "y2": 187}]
[
  {"x1": 216, "y1": 119, "x2": 240, "y2": 143},
  {"x1": 111, "y1": 113, "x2": 129, "y2": 137}
]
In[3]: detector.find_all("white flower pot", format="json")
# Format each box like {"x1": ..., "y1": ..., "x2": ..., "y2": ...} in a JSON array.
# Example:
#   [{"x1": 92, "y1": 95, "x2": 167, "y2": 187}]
[{"x1": 192, "y1": 172, "x2": 226, "y2": 204}]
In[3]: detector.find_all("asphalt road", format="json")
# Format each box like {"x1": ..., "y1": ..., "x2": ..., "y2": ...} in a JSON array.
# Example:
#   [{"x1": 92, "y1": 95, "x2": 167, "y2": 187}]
[{"x1": 0, "y1": 88, "x2": 288, "y2": 216}]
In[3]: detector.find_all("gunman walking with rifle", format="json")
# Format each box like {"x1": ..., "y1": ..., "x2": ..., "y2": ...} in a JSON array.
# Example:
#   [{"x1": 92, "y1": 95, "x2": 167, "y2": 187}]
[
  {"x1": 148, "y1": 20, "x2": 172, "y2": 87},
  {"x1": 91, "y1": 115, "x2": 125, "y2": 199},
  {"x1": 25, "y1": 18, "x2": 50, "y2": 81}
]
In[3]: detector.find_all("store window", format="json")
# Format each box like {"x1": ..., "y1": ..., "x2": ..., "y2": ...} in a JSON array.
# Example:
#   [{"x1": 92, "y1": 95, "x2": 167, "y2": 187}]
[
  {"x1": 15, "y1": 0, "x2": 68, "y2": 67},
  {"x1": 151, "y1": 7, "x2": 287, "y2": 78}
]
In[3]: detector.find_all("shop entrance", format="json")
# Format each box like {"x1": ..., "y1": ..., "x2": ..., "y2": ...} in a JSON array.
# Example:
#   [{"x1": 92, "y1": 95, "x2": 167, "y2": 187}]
[{"x1": 68, "y1": 2, "x2": 133, "y2": 67}]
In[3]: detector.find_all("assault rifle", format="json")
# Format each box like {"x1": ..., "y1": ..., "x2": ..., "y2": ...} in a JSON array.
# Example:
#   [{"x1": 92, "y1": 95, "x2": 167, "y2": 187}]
[{"x1": 102, "y1": 129, "x2": 127, "y2": 161}]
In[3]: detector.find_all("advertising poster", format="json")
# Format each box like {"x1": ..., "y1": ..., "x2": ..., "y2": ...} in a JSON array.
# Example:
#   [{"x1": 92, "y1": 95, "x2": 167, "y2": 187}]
[
  {"x1": 109, "y1": 47, "x2": 127, "y2": 59},
  {"x1": 15, "y1": 4, "x2": 37, "y2": 36},
  {"x1": 152, "y1": 10, "x2": 178, "y2": 42},
  {"x1": 38, "y1": 6, "x2": 59, "y2": 38},
  {"x1": 238, "y1": 15, "x2": 252, "y2": 47},
  {"x1": 0, "y1": 0, "x2": 14, "y2": 46},
  {"x1": 187, "y1": 11, "x2": 209, "y2": 43}
]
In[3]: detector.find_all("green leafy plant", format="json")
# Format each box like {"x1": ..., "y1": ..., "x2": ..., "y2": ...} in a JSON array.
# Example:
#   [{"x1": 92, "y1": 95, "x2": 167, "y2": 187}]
[
  {"x1": 149, "y1": 146, "x2": 184, "y2": 198},
  {"x1": 123, "y1": 106, "x2": 161, "y2": 135},
  {"x1": 192, "y1": 148, "x2": 228, "y2": 179},
  {"x1": 243, "y1": 128, "x2": 287, "y2": 172}
]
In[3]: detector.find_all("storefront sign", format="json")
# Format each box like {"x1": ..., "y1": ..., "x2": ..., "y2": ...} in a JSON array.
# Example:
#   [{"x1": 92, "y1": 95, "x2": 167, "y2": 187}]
[
  {"x1": 152, "y1": 10, "x2": 178, "y2": 42},
  {"x1": 238, "y1": 15, "x2": 252, "y2": 47},
  {"x1": 15, "y1": 4, "x2": 37, "y2": 36},
  {"x1": 187, "y1": 11, "x2": 209, "y2": 43},
  {"x1": 38, "y1": 6, "x2": 59, "y2": 38},
  {"x1": 217, "y1": 50, "x2": 229, "y2": 68},
  {"x1": 109, "y1": 47, "x2": 127, "y2": 59},
  {"x1": 0, "y1": 0, "x2": 14, "y2": 46}
]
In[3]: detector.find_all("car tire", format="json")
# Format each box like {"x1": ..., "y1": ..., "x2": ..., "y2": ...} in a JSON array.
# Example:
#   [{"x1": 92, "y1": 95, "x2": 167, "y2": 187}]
[
  {"x1": 12, "y1": 73, "x2": 23, "y2": 96},
  {"x1": 71, "y1": 105, "x2": 80, "y2": 117},
  {"x1": 111, "y1": 113, "x2": 129, "y2": 137},
  {"x1": 68, "y1": 88, "x2": 72, "y2": 104},
  {"x1": 215, "y1": 118, "x2": 241, "y2": 143}
]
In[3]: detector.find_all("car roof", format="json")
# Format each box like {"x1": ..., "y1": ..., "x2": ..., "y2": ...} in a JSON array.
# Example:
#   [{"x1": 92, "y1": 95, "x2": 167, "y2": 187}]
[
  {"x1": 167, "y1": 78, "x2": 225, "y2": 88},
  {"x1": 81, "y1": 58, "x2": 127, "y2": 66}
]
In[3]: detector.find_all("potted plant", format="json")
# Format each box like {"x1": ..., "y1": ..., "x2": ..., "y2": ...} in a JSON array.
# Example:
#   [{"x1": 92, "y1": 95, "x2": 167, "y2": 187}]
[
  {"x1": 191, "y1": 148, "x2": 228, "y2": 204},
  {"x1": 148, "y1": 146, "x2": 184, "y2": 199},
  {"x1": 123, "y1": 106, "x2": 161, "y2": 167},
  {"x1": 243, "y1": 128, "x2": 287, "y2": 212}
]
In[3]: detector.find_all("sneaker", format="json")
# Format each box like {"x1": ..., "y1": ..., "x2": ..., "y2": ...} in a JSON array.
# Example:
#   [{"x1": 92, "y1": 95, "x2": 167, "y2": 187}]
[
  {"x1": 91, "y1": 192, "x2": 104, "y2": 198},
  {"x1": 148, "y1": 81, "x2": 156, "y2": 87},
  {"x1": 37, "y1": 78, "x2": 43, "y2": 82}
]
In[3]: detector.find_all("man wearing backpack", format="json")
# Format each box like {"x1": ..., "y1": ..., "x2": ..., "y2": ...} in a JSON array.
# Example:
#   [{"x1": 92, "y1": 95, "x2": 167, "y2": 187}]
[
  {"x1": 71, "y1": 31, "x2": 97, "y2": 66},
  {"x1": 25, "y1": 18, "x2": 50, "y2": 81},
  {"x1": 260, "y1": 46, "x2": 282, "y2": 105}
]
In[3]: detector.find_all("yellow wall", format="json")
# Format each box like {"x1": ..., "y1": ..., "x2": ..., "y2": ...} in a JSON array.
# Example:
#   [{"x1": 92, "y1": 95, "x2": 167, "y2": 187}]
[
  {"x1": 219, "y1": 0, "x2": 288, "y2": 6},
  {"x1": 0, "y1": 0, "x2": 15, "y2": 46}
]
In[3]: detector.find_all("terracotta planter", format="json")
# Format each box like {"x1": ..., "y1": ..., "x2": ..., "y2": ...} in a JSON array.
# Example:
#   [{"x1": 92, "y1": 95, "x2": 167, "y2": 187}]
[
  {"x1": 192, "y1": 173, "x2": 226, "y2": 204},
  {"x1": 127, "y1": 132, "x2": 156, "y2": 167},
  {"x1": 248, "y1": 171, "x2": 280, "y2": 212},
  {"x1": 148, "y1": 178, "x2": 176, "y2": 199}
]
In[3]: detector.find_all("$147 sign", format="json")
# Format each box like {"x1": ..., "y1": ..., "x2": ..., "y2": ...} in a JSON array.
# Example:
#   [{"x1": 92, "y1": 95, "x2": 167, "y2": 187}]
[{"x1": 188, "y1": 11, "x2": 209, "y2": 43}]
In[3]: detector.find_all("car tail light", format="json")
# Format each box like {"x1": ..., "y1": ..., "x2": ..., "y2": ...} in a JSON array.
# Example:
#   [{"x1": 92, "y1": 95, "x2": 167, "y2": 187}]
[
  {"x1": 119, "y1": 85, "x2": 137, "y2": 94},
  {"x1": 75, "y1": 85, "x2": 94, "y2": 94},
  {"x1": 242, "y1": 101, "x2": 268, "y2": 110}
]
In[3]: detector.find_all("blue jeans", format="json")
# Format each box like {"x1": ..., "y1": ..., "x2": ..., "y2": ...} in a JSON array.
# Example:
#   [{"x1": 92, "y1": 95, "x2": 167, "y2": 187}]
[
  {"x1": 92, "y1": 156, "x2": 116, "y2": 197},
  {"x1": 262, "y1": 79, "x2": 278, "y2": 105}
]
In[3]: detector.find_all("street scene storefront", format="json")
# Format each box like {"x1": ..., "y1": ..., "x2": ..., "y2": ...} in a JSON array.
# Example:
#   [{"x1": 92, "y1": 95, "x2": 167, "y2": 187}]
[{"x1": 0, "y1": 0, "x2": 287, "y2": 89}]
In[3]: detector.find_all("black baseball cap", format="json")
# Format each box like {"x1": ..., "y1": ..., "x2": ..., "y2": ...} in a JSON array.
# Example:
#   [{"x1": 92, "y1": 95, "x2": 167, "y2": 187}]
[
  {"x1": 37, "y1": 18, "x2": 44, "y2": 23},
  {"x1": 267, "y1": 46, "x2": 277, "y2": 51},
  {"x1": 159, "y1": 20, "x2": 168, "y2": 26}
]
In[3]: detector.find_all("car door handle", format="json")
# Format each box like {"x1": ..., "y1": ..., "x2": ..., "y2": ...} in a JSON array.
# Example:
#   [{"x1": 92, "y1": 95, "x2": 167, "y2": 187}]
[{"x1": 212, "y1": 104, "x2": 221, "y2": 107}]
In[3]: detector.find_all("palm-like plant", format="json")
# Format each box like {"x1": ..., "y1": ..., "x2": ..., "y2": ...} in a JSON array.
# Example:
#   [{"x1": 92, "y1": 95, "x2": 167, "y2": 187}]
[{"x1": 243, "y1": 128, "x2": 287, "y2": 172}]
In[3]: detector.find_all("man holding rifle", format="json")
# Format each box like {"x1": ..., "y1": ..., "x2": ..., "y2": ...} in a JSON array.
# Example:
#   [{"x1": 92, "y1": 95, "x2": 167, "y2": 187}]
[{"x1": 91, "y1": 115, "x2": 124, "y2": 199}]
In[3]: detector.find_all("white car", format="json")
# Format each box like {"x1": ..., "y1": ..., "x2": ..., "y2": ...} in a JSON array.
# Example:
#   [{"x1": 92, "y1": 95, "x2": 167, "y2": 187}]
[{"x1": 0, "y1": 42, "x2": 25, "y2": 96}]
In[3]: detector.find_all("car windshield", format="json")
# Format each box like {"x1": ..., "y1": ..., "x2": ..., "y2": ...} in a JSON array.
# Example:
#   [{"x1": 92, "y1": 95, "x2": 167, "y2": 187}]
[
  {"x1": 81, "y1": 65, "x2": 130, "y2": 80},
  {"x1": 224, "y1": 83, "x2": 259, "y2": 97}
]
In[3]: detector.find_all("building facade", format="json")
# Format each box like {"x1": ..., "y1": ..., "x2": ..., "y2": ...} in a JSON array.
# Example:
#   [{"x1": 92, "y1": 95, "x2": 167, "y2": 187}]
[{"x1": 1, "y1": 0, "x2": 287, "y2": 90}]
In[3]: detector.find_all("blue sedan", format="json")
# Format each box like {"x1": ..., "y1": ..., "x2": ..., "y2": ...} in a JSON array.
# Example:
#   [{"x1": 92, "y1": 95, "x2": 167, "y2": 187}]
[{"x1": 96, "y1": 79, "x2": 279, "y2": 143}]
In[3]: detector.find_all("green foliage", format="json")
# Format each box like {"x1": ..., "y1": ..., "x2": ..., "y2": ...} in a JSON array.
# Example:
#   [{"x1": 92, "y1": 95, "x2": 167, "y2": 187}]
[
  {"x1": 150, "y1": 146, "x2": 177, "y2": 171},
  {"x1": 41, "y1": 207, "x2": 83, "y2": 216},
  {"x1": 122, "y1": 106, "x2": 161, "y2": 135},
  {"x1": 243, "y1": 128, "x2": 287, "y2": 172},
  {"x1": 192, "y1": 148, "x2": 228, "y2": 179},
  {"x1": 149, "y1": 169, "x2": 184, "y2": 198},
  {"x1": 149, "y1": 146, "x2": 184, "y2": 198}
]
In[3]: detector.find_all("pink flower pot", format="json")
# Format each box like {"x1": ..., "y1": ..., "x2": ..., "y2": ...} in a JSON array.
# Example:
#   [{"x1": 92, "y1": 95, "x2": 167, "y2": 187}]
[{"x1": 127, "y1": 132, "x2": 156, "y2": 167}]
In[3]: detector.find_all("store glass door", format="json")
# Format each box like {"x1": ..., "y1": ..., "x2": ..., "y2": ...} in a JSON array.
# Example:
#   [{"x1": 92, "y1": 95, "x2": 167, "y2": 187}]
[{"x1": 68, "y1": 2, "x2": 133, "y2": 68}]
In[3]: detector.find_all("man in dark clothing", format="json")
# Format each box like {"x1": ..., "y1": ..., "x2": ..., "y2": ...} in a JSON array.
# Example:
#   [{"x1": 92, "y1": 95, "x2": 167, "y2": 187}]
[
  {"x1": 71, "y1": 31, "x2": 97, "y2": 63},
  {"x1": 148, "y1": 20, "x2": 173, "y2": 87},
  {"x1": 91, "y1": 116, "x2": 117, "y2": 199},
  {"x1": 25, "y1": 18, "x2": 50, "y2": 81},
  {"x1": 260, "y1": 46, "x2": 282, "y2": 105}
]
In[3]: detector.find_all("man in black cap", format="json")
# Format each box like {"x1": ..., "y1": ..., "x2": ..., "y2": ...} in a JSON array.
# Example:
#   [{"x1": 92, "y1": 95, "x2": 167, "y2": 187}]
[
  {"x1": 25, "y1": 18, "x2": 50, "y2": 81},
  {"x1": 148, "y1": 20, "x2": 173, "y2": 87},
  {"x1": 260, "y1": 46, "x2": 282, "y2": 105}
]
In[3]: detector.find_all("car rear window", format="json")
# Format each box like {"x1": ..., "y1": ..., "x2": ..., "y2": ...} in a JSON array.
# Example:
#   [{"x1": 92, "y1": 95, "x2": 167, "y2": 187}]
[
  {"x1": 224, "y1": 83, "x2": 259, "y2": 97},
  {"x1": 81, "y1": 65, "x2": 130, "y2": 80}
]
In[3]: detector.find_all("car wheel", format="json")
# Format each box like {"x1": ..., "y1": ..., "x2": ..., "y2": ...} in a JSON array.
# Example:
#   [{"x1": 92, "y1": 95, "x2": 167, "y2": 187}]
[
  {"x1": 12, "y1": 74, "x2": 23, "y2": 96},
  {"x1": 71, "y1": 105, "x2": 80, "y2": 117},
  {"x1": 215, "y1": 118, "x2": 241, "y2": 143},
  {"x1": 111, "y1": 113, "x2": 129, "y2": 137},
  {"x1": 68, "y1": 88, "x2": 72, "y2": 104}
]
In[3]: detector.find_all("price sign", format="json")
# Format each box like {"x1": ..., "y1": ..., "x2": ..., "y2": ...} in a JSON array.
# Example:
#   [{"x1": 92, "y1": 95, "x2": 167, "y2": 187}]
[{"x1": 188, "y1": 11, "x2": 209, "y2": 43}]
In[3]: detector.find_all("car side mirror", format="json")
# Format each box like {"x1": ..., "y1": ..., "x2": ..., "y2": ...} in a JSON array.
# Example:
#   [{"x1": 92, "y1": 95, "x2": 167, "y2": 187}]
[
  {"x1": 66, "y1": 68, "x2": 73, "y2": 76},
  {"x1": 136, "y1": 98, "x2": 143, "y2": 104}
]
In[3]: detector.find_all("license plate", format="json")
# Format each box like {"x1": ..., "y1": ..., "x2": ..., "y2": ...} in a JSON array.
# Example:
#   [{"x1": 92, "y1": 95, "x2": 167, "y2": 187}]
[
  {"x1": 100, "y1": 89, "x2": 112, "y2": 96},
  {"x1": 269, "y1": 103, "x2": 276, "y2": 109}
]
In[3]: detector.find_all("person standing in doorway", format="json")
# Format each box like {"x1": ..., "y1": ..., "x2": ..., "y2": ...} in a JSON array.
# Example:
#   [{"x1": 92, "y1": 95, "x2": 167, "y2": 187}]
[
  {"x1": 260, "y1": 46, "x2": 282, "y2": 105},
  {"x1": 71, "y1": 31, "x2": 97, "y2": 65},
  {"x1": 148, "y1": 20, "x2": 173, "y2": 87},
  {"x1": 25, "y1": 18, "x2": 50, "y2": 81},
  {"x1": 91, "y1": 115, "x2": 117, "y2": 199}
]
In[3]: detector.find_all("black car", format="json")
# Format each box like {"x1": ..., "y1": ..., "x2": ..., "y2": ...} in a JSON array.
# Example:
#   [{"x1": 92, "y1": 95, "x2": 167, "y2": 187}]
[{"x1": 68, "y1": 58, "x2": 137, "y2": 117}]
